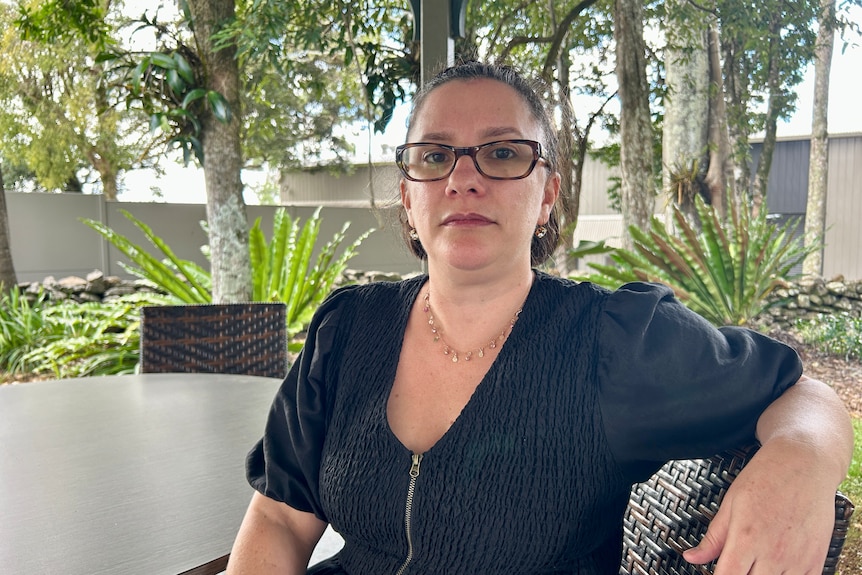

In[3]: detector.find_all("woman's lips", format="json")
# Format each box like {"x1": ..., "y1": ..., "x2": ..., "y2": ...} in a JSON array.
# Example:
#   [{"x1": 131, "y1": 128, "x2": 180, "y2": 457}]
[{"x1": 442, "y1": 213, "x2": 494, "y2": 226}]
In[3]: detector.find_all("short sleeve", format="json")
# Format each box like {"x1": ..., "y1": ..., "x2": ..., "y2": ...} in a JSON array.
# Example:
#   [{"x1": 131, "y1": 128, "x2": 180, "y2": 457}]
[
  {"x1": 245, "y1": 286, "x2": 356, "y2": 520},
  {"x1": 598, "y1": 282, "x2": 803, "y2": 482}
]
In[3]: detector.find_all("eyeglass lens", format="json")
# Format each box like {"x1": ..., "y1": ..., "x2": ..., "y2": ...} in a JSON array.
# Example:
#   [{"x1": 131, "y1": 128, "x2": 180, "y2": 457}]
[{"x1": 398, "y1": 140, "x2": 539, "y2": 181}]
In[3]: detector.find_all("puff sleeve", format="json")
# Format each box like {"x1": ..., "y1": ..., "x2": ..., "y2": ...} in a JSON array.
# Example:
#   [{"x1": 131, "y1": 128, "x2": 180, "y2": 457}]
[
  {"x1": 598, "y1": 282, "x2": 803, "y2": 482},
  {"x1": 245, "y1": 286, "x2": 357, "y2": 521}
]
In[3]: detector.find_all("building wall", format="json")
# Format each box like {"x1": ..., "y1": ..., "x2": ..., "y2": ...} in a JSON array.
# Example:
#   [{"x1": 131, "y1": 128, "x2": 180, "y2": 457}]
[
  {"x1": 823, "y1": 135, "x2": 862, "y2": 279},
  {"x1": 750, "y1": 134, "x2": 862, "y2": 279},
  {"x1": 279, "y1": 164, "x2": 401, "y2": 206}
]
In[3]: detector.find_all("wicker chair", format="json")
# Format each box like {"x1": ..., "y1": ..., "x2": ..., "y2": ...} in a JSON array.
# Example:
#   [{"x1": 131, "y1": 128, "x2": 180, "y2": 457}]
[
  {"x1": 621, "y1": 443, "x2": 855, "y2": 575},
  {"x1": 139, "y1": 302, "x2": 288, "y2": 379}
]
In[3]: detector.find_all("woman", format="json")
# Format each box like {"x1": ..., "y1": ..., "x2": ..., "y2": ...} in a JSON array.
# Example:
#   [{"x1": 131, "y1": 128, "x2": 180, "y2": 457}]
[{"x1": 226, "y1": 62, "x2": 853, "y2": 575}]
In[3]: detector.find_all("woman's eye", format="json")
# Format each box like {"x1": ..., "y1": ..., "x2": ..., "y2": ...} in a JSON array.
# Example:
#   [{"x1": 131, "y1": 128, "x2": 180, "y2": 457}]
[
  {"x1": 423, "y1": 151, "x2": 449, "y2": 164},
  {"x1": 483, "y1": 144, "x2": 521, "y2": 161}
]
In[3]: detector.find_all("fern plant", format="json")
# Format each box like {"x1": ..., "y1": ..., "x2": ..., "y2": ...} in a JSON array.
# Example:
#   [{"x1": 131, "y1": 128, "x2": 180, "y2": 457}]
[{"x1": 575, "y1": 196, "x2": 820, "y2": 326}]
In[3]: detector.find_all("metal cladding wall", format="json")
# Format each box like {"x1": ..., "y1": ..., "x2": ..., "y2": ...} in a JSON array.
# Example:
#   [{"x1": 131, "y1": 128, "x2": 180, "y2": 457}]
[
  {"x1": 822, "y1": 135, "x2": 862, "y2": 279},
  {"x1": 750, "y1": 133, "x2": 862, "y2": 279}
]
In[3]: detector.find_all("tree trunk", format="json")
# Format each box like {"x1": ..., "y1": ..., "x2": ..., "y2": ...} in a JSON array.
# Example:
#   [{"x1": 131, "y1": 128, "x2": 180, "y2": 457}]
[
  {"x1": 803, "y1": 0, "x2": 834, "y2": 278},
  {"x1": 721, "y1": 35, "x2": 752, "y2": 204},
  {"x1": 557, "y1": 50, "x2": 577, "y2": 241},
  {"x1": 752, "y1": 15, "x2": 785, "y2": 209},
  {"x1": 187, "y1": 0, "x2": 251, "y2": 303},
  {"x1": 703, "y1": 23, "x2": 731, "y2": 218},
  {"x1": 662, "y1": 3, "x2": 709, "y2": 222},
  {"x1": 0, "y1": 168, "x2": 18, "y2": 291},
  {"x1": 614, "y1": 0, "x2": 654, "y2": 249}
]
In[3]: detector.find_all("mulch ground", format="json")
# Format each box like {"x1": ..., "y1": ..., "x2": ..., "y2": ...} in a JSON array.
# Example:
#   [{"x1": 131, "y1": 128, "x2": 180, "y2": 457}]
[{"x1": 765, "y1": 328, "x2": 862, "y2": 419}]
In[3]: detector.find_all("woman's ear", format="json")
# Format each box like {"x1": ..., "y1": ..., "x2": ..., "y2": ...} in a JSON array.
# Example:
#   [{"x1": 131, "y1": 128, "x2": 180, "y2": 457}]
[
  {"x1": 539, "y1": 171, "x2": 561, "y2": 223},
  {"x1": 400, "y1": 179, "x2": 413, "y2": 225}
]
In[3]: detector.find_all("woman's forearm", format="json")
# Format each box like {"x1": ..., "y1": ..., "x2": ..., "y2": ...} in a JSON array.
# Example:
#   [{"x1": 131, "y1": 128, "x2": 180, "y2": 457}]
[
  {"x1": 227, "y1": 492, "x2": 327, "y2": 575},
  {"x1": 756, "y1": 375, "x2": 854, "y2": 486}
]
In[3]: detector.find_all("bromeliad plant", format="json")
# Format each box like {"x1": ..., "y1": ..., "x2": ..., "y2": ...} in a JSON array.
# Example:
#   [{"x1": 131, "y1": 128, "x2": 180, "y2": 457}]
[
  {"x1": 83, "y1": 210, "x2": 211, "y2": 303},
  {"x1": 574, "y1": 196, "x2": 820, "y2": 327},
  {"x1": 82, "y1": 207, "x2": 371, "y2": 338}
]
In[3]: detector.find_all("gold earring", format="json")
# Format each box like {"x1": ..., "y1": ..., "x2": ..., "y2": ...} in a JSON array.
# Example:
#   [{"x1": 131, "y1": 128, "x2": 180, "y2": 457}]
[
  {"x1": 534, "y1": 225, "x2": 547, "y2": 239},
  {"x1": 409, "y1": 227, "x2": 420, "y2": 241}
]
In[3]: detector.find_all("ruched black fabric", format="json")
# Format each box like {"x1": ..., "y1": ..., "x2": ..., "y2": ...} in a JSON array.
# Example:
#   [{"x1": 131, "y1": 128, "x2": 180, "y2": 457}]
[{"x1": 246, "y1": 272, "x2": 802, "y2": 575}]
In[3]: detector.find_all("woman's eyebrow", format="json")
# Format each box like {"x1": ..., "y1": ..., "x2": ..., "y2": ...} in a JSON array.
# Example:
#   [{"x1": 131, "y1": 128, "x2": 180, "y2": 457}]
[{"x1": 416, "y1": 127, "x2": 526, "y2": 143}]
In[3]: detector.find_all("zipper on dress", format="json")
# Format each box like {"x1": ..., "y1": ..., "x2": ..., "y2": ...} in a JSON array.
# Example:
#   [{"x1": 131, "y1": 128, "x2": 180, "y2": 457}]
[{"x1": 394, "y1": 452, "x2": 423, "y2": 575}]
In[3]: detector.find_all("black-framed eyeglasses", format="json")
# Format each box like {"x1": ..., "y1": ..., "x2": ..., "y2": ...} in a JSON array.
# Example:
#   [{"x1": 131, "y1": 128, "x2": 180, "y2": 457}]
[{"x1": 395, "y1": 139, "x2": 545, "y2": 182}]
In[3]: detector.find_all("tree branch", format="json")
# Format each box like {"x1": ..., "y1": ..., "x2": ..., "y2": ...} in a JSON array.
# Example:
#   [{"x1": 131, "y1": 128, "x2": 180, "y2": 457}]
[{"x1": 541, "y1": 0, "x2": 601, "y2": 81}]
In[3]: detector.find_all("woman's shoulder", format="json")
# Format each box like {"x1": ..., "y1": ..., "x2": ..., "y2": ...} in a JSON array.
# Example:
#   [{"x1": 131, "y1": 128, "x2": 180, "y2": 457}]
[
  {"x1": 327, "y1": 274, "x2": 426, "y2": 303},
  {"x1": 531, "y1": 274, "x2": 684, "y2": 332},
  {"x1": 532, "y1": 270, "x2": 615, "y2": 302},
  {"x1": 315, "y1": 274, "x2": 426, "y2": 323}
]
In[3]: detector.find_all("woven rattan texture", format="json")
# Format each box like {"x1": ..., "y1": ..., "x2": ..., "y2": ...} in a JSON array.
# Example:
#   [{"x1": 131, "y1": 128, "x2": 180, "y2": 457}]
[
  {"x1": 140, "y1": 303, "x2": 288, "y2": 379},
  {"x1": 621, "y1": 444, "x2": 855, "y2": 575}
]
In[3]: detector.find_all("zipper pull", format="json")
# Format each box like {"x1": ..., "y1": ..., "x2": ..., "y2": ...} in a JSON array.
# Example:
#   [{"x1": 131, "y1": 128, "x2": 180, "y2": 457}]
[{"x1": 409, "y1": 453, "x2": 423, "y2": 478}]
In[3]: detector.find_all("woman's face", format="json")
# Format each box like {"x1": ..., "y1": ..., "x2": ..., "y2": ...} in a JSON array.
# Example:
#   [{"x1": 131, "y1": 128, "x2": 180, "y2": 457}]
[{"x1": 400, "y1": 78, "x2": 559, "y2": 274}]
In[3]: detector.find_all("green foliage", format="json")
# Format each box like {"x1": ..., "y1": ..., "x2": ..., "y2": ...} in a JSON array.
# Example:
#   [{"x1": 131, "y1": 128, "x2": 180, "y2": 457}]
[
  {"x1": 15, "y1": 0, "x2": 112, "y2": 49},
  {"x1": 20, "y1": 294, "x2": 170, "y2": 378},
  {"x1": 83, "y1": 208, "x2": 372, "y2": 337},
  {"x1": 249, "y1": 207, "x2": 372, "y2": 337},
  {"x1": 568, "y1": 239, "x2": 615, "y2": 261},
  {"x1": 574, "y1": 196, "x2": 819, "y2": 326},
  {"x1": 82, "y1": 210, "x2": 212, "y2": 303},
  {"x1": 0, "y1": 288, "x2": 55, "y2": 373},
  {"x1": 220, "y1": 0, "x2": 417, "y2": 138},
  {"x1": 795, "y1": 313, "x2": 862, "y2": 362},
  {"x1": 121, "y1": 45, "x2": 229, "y2": 166},
  {"x1": 838, "y1": 418, "x2": 862, "y2": 512},
  {"x1": 0, "y1": 288, "x2": 170, "y2": 378},
  {"x1": 0, "y1": 3, "x2": 148, "y2": 196}
]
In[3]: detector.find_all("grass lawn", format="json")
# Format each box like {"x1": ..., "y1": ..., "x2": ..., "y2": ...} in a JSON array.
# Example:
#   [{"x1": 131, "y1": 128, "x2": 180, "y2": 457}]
[{"x1": 837, "y1": 418, "x2": 862, "y2": 574}]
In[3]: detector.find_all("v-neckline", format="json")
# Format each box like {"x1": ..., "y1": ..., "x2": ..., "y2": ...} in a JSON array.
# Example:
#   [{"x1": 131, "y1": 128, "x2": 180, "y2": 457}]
[{"x1": 383, "y1": 274, "x2": 538, "y2": 456}]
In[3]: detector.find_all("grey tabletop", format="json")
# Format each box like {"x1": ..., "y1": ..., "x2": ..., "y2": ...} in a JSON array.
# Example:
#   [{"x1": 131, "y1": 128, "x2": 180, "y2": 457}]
[{"x1": 0, "y1": 373, "x2": 281, "y2": 575}]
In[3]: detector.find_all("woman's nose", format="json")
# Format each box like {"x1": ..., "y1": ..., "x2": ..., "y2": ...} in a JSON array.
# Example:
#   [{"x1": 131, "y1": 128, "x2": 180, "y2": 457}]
[{"x1": 446, "y1": 155, "x2": 484, "y2": 194}]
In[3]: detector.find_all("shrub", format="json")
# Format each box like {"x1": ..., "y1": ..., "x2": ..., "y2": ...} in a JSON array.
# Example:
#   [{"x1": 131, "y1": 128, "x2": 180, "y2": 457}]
[
  {"x1": 0, "y1": 289, "x2": 172, "y2": 378},
  {"x1": 0, "y1": 288, "x2": 56, "y2": 374},
  {"x1": 795, "y1": 312, "x2": 862, "y2": 362}
]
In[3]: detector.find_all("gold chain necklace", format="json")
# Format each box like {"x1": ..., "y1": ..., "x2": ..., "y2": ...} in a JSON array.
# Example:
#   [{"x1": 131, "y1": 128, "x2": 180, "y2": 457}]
[{"x1": 422, "y1": 291, "x2": 522, "y2": 363}]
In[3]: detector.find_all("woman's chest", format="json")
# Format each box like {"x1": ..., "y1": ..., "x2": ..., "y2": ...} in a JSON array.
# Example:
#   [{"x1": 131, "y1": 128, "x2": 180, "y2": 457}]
[{"x1": 317, "y1": 354, "x2": 626, "y2": 572}]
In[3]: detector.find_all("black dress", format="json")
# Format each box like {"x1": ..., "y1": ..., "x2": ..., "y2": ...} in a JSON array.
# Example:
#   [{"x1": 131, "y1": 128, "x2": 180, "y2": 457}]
[{"x1": 247, "y1": 272, "x2": 802, "y2": 574}]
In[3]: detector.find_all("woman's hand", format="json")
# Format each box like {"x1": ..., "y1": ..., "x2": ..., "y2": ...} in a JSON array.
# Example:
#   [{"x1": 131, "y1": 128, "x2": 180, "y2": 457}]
[{"x1": 684, "y1": 377, "x2": 853, "y2": 574}]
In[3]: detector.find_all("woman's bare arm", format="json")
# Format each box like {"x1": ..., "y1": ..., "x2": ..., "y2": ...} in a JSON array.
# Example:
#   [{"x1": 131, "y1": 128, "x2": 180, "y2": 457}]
[
  {"x1": 684, "y1": 376, "x2": 854, "y2": 574},
  {"x1": 226, "y1": 491, "x2": 328, "y2": 575}
]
